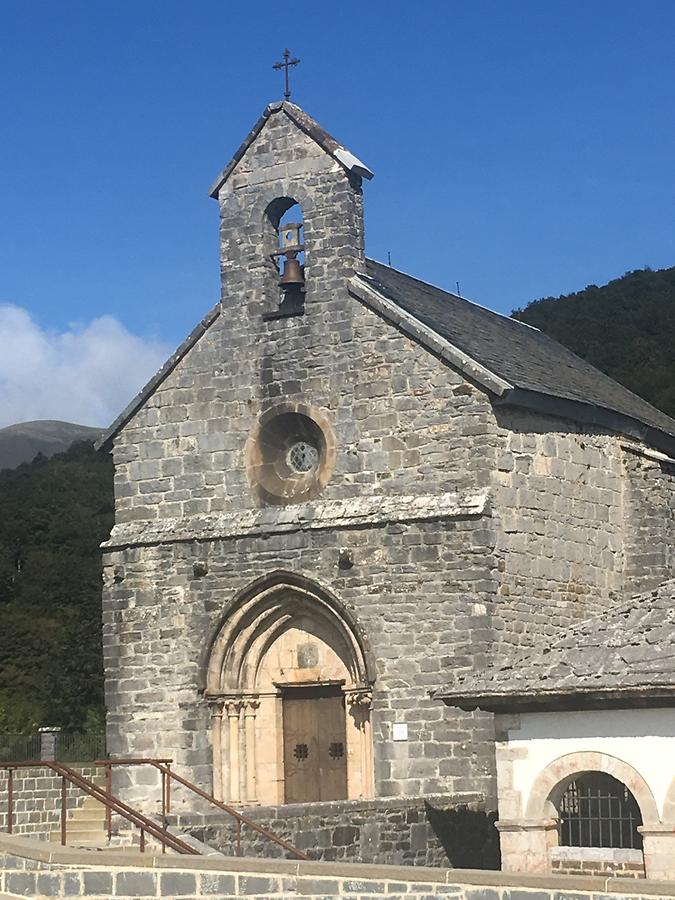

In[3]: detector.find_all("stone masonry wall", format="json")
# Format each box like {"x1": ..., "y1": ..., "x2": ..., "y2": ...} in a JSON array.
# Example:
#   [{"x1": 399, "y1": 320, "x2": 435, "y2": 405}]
[
  {"x1": 109, "y1": 109, "x2": 500, "y2": 531},
  {"x1": 109, "y1": 283, "x2": 500, "y2": 528},
  {"x1": 0, "y1": 766, "x2": 101, "y2": 838},
  {"x1": 551, "y1": 857, "x2": 645, "y2": 878},
  {"x1": 103, "y1": 518, "x2": 497, "y2": 811},
  {"x1": 623, "y1": 448, "x2": 675, "y2": 595},
  {"x1": 172, "y1": 795, "x2": 499, "y2": 869},
  {"x1": 491, "y1": 409, "x2": 626, "y2": 650},
  {"x1": 0, "y1": 837, "x2": 673, "y2": 899}
]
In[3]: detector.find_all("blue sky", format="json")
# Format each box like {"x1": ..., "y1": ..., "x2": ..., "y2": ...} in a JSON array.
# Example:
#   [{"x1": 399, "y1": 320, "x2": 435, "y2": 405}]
[{"x1": 1, "y1": 1, "x2": 674, "y2": 425}]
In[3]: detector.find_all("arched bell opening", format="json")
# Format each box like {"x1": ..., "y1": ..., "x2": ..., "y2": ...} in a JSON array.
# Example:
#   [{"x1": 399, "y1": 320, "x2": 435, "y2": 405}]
[
  {"x1": 262, "y1": 197, "x2": 306, "y2": 318},
  {"x1": 205, "y1": 575, "x2": 374, "y2": 806}
]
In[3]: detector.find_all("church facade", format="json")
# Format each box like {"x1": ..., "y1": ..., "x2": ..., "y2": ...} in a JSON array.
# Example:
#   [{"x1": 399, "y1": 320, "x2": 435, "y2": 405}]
[{"x1": 99, "y1": 101, "x2": 675, "y2": 862}]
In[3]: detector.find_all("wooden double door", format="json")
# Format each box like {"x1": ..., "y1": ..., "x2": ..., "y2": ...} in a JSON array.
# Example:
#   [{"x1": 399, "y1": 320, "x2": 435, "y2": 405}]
[{"x1": 282, "y1": 685, "x2": 347, "y2": 803}]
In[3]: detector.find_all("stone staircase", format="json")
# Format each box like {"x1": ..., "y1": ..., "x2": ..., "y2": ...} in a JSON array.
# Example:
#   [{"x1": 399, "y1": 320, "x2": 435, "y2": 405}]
[
  {"x1": 49, "y1": 791, "x2": 110, "y2": 849},
  {"x1": 48, "y1": 784, "x2": 219, "y2": 855}
]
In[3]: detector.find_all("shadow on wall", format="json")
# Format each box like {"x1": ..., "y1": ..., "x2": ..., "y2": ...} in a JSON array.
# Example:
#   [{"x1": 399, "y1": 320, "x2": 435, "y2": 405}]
[{"x1": 425, "y1": 802, "x2": 501, "y2": 870}]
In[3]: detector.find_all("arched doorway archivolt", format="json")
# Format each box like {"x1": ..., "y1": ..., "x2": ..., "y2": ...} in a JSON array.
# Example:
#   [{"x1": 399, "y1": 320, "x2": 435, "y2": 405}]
[
  {"x1": 525, "y1": 751, "x2": 660, "y2": 825},
  {"x1": 204, "y1": 572, "x2": 375, "y2": 806}
]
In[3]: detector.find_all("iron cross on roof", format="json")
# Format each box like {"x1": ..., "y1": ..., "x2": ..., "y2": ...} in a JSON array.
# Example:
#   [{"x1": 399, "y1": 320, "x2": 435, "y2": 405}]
[{"x1": 273, "y1": 49, "x2": 300, "y2": 101}]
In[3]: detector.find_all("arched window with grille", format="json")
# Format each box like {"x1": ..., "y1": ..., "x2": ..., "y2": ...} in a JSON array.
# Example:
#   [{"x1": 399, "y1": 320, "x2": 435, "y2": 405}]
[{"x1": 558, "y1": 772, "x2": 643, "y2": 850}]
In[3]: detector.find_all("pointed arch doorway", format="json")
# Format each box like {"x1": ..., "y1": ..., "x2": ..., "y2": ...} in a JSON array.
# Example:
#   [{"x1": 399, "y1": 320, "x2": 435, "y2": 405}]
[{"x1": 205, "y1": 573, "x2": 375, "y2": 806}]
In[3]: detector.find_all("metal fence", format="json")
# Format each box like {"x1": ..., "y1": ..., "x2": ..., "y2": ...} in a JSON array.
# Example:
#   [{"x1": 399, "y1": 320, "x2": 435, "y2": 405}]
[
  {"x1": 55, "y1": 732, "x2": 106, "y2": 762},
  {"x1": 0, "y1": 733, "x2": 41, "y2": 763},
  {"x1": 0, "y1": 732, "x2": 106, "y2": 763}
]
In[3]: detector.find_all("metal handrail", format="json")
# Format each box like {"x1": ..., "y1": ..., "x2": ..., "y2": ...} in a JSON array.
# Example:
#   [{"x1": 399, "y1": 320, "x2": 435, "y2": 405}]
[
  {"x1": 0, "y1": 761, "x2": 198, "y2": 855},
  {"x1": 97, "y1": 758, "x2": 307, "y2": 860}
]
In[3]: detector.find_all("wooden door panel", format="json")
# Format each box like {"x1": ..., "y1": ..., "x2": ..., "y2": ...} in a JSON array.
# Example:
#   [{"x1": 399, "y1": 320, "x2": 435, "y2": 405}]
[
  {"x1": 283, "y1": 694, "x2": 320, "y2": 803},
  {"x1": 282, "y1": 687, "x2": 347, "y2": 803},
  {"x1": 317, "y1": 694, "x2": 347, "y2": 801}
]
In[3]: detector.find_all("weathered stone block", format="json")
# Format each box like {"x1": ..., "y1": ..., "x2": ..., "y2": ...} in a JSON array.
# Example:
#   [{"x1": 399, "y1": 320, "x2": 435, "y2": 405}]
[
  {"x1": 114, "y1": 870, "x2": 156, "y2": 896},
  {"x1": 158, "y1": 871, "x2": 196, "y2": 895},
  {"x1": 83, "y1": 870, "x2": 114, "y2": 895},
  {"x1": 238, "y1": 874, "x2": 282, "y2": 894}
]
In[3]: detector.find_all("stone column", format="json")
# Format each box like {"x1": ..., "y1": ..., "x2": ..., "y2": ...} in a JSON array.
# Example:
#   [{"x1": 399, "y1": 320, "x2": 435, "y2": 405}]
[
  {"x1": 243, "y1": 699, "x2": 260, "y2": 804},
  {"x1": 209, "y1": 701, "x2": 224, "y2": 800},
  {"x1": 225, "y1": 701, "x2": 243, "y2": 803},
  {"x1": 639, "y1": 825, "x2": 675, "y2": 880},
  {"x1": 38, "y1": 726, "x2": 61, "y2": 762},
  {"x1": 346, "y1": 689, "x2": 374, "y2": 798},
  {"x1": 496, "y1": 819, "x2": 559, "y2": 873}
]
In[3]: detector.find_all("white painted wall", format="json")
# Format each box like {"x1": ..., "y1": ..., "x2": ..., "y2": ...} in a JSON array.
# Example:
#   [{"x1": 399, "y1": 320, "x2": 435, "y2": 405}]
[{"x1": 506, "y1": 708, "x2": 675, "y2": 819}]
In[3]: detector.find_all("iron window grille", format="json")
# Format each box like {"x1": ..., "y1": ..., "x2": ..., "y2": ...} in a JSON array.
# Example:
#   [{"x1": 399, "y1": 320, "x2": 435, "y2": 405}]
[{"x1": 558, "y1": 772, "x2": 643, "y2": 850}]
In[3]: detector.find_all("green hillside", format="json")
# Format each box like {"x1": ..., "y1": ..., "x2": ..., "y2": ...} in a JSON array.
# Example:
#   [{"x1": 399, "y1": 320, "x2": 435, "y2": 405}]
[
  {"x1": 513, "y1": 266, "x2": 675, "y2": 419},
  {"x1": 0, "y1": 442, "x2": 113, "y2": 732},
  {"x1": 0, "y1": 420, "x2": 104, "y2": 470}
]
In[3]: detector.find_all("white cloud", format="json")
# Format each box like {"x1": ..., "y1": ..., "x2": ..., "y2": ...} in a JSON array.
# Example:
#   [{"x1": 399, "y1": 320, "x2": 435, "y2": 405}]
[{"x1": 0, "y1": 305, "x2": 170, "y2": 428}]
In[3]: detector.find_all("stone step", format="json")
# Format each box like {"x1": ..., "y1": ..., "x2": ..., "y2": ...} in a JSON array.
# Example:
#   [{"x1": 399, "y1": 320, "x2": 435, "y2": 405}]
[
  {"x1": 50, "y1": 828, "x2": 107, "y2": 843},
  {"x1": 59, "y1": 822, "x2": 106, "y2": 835},
  {"x1": 67, "y1": 806, "x2": 107, "y2": 822},
  {"x1": 84, "y1": 789, "x2": 106, "y2": 801},
  {"x1": 55, "y1": 811, "x2": 106, "y2": 826}
]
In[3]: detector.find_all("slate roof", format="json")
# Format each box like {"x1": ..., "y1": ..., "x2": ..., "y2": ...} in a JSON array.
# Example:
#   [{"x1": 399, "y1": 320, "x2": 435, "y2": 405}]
[
  {"x1": 437, "y1": 580, "x2": 675, "y2": 711},
  {"x1": 359, "y1": 260, "x2": 675, "y2": 450}
]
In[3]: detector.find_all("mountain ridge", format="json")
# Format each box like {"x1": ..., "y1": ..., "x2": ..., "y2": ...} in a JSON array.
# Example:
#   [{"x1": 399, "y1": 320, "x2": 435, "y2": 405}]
[{"x1": 0, "y1": 420, "x2": 104, "y2": 471}]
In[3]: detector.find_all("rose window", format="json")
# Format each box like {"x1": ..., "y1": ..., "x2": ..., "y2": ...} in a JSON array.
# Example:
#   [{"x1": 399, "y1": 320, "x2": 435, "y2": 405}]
[{"x1": 246, "y1": 405, "x2": 336, "y2": 505}]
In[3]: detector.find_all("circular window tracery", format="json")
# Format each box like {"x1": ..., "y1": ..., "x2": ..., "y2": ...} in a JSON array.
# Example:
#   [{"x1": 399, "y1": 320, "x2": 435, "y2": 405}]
[
  {"x1": 288, "y1": 441, "x2": 319, "y2": 473},
  {"x1": 245, "y1": 404, "x2": 336, "y2": 505}
]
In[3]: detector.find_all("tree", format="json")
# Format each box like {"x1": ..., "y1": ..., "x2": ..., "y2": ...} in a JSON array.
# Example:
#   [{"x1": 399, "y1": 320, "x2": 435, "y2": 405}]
[
  {"x1": 513, "y1": 266, "x2": 675, "y2": 418},
  {"x1": 0, "y1": 442, "x2": 113, "y2": 732}
]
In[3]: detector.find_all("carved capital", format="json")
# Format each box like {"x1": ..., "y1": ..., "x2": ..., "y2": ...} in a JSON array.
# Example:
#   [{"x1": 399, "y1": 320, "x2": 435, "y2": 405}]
[
  {"x1": 346, "y1": 689, "x2": 372, "y2": 710},
  {"x1": 225, "y1": 699, "x2": 244, "y2": 718},
  {"x1": 243, "y1": 698, "x2": 261, "y2": 717}
]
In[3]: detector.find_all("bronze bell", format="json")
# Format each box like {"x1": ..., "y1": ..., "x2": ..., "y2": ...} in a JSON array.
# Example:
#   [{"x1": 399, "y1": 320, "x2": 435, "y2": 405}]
[{"x1": 279, "y1": 253, "x2": 304, "y2": 286}]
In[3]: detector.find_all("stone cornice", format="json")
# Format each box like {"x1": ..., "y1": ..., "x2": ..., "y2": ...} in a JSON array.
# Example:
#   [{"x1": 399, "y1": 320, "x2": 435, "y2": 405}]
[
  {"x1": 103, "y1": 489, "x2": 490, "y2": 551},
  {"x1": 438, "y1": 684, "x2": 675, "y2": 714}
]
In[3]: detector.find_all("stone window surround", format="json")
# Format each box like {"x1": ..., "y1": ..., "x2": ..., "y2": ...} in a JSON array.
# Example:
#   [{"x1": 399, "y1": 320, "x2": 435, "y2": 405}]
[
  {"x1": 245, "y1": 402, "x2": 337, "y2": 506},
  {"x1": 495, "y1": 739, "x2": 675, "y2": 880}
]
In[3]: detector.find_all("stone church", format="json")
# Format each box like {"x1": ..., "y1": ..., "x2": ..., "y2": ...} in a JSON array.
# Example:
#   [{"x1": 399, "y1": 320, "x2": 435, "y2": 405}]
[{"x1": 98, "y1": 99, "x2": 675, "y2": 862}]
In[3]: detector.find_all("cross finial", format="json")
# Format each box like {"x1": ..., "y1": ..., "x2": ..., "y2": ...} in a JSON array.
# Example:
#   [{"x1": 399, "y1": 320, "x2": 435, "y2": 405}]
[{"x1": 273, "y1": 49, "x2": 300, "y2": 101}]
